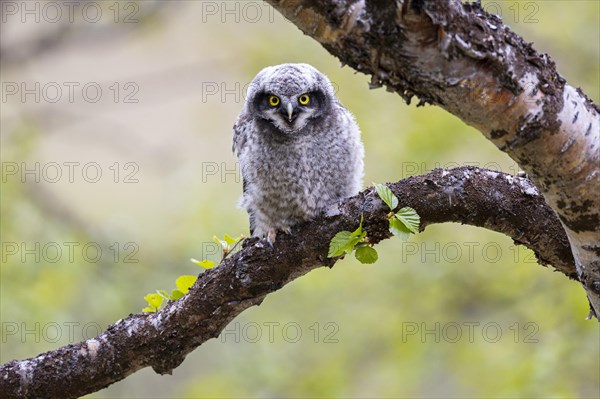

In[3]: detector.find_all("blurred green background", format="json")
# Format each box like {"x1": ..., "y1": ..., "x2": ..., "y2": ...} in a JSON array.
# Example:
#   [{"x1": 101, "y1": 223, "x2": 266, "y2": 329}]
[{"x1": 1, "y1": 1, "x2": 598, "y2": 397}]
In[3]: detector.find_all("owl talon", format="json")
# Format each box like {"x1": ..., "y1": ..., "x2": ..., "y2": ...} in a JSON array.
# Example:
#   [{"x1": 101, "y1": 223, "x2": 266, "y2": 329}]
[{"x1": 267, "y1": 228, "x2": 277, "y2": 246}]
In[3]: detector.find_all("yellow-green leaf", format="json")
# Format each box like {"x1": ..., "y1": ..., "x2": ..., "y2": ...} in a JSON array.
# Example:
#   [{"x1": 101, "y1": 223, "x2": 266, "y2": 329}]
[
  {"x1": 156, "y1": 290, "x2": 170, "y2": 300},
  {"x1": 170, "y1": 289, "x2": 185, "y2": 300},
  {"x1": 191, "y1": 258, "x2": 215, "y2": 269},
  {"x1": 223, "y1": 234, "x2": 240, "y2": 246},
  {"x1": 213, "y1": 236, "x2": 226, "y2": 248},
  {"x1": 176, "y1": 275, "x2": 197, "y2": 294},
  {"x1": 144, "y1": 293, "x2": 163, "y2": 309}
]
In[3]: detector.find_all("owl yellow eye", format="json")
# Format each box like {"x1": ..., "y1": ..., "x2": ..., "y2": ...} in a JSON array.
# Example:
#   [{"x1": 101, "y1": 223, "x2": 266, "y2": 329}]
[
  {"x1": 298, "y1": 94, "x2": 310, "y2": 105},
  {"x1": 268, "y1": 95, "x2": 280, "y2": 107}
]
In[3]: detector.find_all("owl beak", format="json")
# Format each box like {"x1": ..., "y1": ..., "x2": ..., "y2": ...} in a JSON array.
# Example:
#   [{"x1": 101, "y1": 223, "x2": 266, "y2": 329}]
[{"x1": 278, "y1": 101, "x2": 298, "y2": 123}]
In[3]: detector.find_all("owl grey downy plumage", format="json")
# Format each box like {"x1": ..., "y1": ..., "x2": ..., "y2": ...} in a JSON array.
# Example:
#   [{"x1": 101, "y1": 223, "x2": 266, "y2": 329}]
[{"x1": 232, "y1": 63, "x2": 364, "y2": 242}]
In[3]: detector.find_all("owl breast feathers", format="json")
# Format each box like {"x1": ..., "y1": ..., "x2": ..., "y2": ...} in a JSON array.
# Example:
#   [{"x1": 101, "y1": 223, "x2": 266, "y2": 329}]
[{"x1": 232, "y1": 63, "x2": 364, "y2": 240}]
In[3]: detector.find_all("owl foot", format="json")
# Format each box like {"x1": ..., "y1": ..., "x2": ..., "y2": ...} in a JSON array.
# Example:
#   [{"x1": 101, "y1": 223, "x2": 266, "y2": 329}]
[
  {"x1": 266, "y1": 228, "x2": 277, "y2": 246},
  {"x1": 266, "y1": 226, "x2": 292, "y2": 247}
]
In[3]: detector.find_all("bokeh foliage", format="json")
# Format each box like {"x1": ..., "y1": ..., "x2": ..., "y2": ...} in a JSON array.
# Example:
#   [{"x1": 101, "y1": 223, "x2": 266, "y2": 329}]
[{"x1": 1, "y1": 1, "x2": 598, "y2": 397}]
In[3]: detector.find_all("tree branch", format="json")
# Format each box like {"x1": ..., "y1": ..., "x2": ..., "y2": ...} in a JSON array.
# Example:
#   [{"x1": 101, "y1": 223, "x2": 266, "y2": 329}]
[
  {"x1": 265, "y1": 0, "x2": 600, "y2": 316},
  {"x1": 0, "y1": 167, "x2": 576, "y2": 399}
]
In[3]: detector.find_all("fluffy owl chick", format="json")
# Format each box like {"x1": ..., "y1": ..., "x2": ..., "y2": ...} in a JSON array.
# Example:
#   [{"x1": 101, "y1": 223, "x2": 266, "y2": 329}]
[{"x1": 233, "y1": 63, "x2": 364, "y2": 242}]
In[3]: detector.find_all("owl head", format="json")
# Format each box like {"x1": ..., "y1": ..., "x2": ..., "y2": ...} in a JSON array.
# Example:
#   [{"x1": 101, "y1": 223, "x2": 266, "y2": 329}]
[{"x1": 245, "y1": 63, "x2": 337, "y2": 134}]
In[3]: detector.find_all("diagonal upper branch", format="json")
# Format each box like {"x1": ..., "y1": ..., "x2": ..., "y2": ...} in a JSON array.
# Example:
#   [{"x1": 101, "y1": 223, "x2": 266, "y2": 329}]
[
  {"x1": 265, "y1": 0, "x2": 600, "y2": 316},
  {"x1": 0, "y1": 167, "x2": 575, "y2": 399}
]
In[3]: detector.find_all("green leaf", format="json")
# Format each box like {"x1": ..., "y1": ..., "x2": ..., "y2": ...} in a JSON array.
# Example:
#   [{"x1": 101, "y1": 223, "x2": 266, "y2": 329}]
[
  {"x1": 170, "y1": 289, "x2": 185, "y2": 300},
  {"x1": 328, "y1": 230, "x2": 363, "y2": 258},
  {"x1": 156, "y1": 290, "x2": 170, "y2": 300},
  {"x1": 350, "y1": 214, "x2": 365, "y2": 238},
  {"x1": 328, "y1": 231, "x2": 352, "y2": 257},
  {"x1": 351, "y1": 230, "x2": 366, "y2": 244},
  {"x1": 142, "y1": 307, "x2": 156, "y2": 313},
  {"x1": 374, "y1": 183, "x2": 398, "y2": 211},
  {"x1": 329, "y1": 216, "x2": 368, "y2": 258},
  {"x1": 191, "y1": 258, "x2": 215, "y2": 269},
  {"x1": 176, "y1": 275, "x2": 197, "y2": 294},
  {"x1": 355, "y1": 246, "x2": 378, "y2": 264},
  {"x1": 394, "y1": 207, "x2": 420, "y2": 234},
  {"x1": 389, "y1": 217, "x2": 411, "y2": 241},
  {"x1": 144, "y1": 293, "x2": 163, "y2": 309}
]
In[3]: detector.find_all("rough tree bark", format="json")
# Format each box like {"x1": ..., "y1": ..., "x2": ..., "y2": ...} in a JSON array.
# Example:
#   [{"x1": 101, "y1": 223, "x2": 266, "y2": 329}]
[
  {"x1": 264, "y1": 0, "x2": 599, "y2": 316},
  {"x1": 0, "y1": 168, "x2": 577, "y2": 398},
  {"x1": 2, "y1": 1, "x2": 597, "y2": 397}
]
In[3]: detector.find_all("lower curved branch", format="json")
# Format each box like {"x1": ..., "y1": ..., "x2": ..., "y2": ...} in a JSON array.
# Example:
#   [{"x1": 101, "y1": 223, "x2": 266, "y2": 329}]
[{"x1": 0, "y1": 167, "x2": 575, "y2": 398}]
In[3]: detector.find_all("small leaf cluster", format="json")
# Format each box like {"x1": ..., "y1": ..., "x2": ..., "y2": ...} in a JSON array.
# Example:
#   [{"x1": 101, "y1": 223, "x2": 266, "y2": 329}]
[
  {"x1": 142, "y1": 233, "x2": 243, "y2": 313},
  {"x1": 327, "y1": 183, "x2": 421, "y2": 266},
  {"x1": 142, "y1": 275, "x2": 197, "y2": 313},
  {"x1": 328, "y1": 215, "x2": 378, "y2": 264},
  {"x1": 210, "y1": 233, "x2": 243, "y2": 261},
  {"x1": 374, "y1": 183, "x2": 420, "y2": 240}
]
